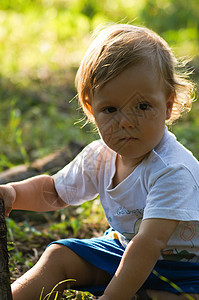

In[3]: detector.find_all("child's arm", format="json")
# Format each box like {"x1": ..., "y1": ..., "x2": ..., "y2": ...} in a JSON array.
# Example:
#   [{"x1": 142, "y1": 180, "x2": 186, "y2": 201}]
[
  {"x1": 99, "y1": 218, "x2": 179, "y2": 300},
  {"x1": 0, "y1": 175, "x2": 68, "y2": 217}
]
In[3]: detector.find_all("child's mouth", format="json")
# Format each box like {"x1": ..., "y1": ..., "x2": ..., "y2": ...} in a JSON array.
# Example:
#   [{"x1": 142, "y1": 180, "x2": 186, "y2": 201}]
[{"x1": 120, "y1": 137, "x2": 138, "y2": 142}]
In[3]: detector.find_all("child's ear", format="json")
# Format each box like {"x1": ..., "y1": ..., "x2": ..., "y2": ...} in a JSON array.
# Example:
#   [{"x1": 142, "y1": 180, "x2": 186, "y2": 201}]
[
  {"x1": 85, "y1": 97, "x2": 93, "y2": 114},
  {"x1": 166, "y1": 92, "x2": 175, "y2": 120},
  {"x1": 85, "y1": 97, "x2": 95, "y2": 123}
]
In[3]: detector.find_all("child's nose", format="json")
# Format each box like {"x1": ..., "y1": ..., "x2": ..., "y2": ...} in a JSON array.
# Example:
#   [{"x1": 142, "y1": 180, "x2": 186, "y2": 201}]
[{"x1": 118, "y1": 113, "x2": 137, "y2": 129}]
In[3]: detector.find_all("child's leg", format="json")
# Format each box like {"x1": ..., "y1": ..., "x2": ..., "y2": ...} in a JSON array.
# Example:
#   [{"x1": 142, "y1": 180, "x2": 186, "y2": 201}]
[{"x1": 12, "y1": 244, "x2": 111, "y2": 300}]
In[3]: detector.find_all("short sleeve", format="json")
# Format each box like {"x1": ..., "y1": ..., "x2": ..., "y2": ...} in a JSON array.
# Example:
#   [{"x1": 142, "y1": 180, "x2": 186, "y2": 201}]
[
  {"x1": 143, "y1": 164, "x2": 199, "y2": 221},
  {"x1": 53, "y1": 141, "x2": 104, "y2": 205}
]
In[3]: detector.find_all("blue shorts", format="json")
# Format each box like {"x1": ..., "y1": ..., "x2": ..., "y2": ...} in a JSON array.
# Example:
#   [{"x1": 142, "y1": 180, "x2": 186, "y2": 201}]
[{"x1": 49, "y1": 229, "x2": 199, "y2": 296}]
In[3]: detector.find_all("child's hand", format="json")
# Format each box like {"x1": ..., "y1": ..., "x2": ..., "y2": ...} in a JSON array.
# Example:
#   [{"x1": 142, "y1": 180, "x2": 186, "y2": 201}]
[{"x1": 0, "y1": 184, "x2": 16, "y2": 217}]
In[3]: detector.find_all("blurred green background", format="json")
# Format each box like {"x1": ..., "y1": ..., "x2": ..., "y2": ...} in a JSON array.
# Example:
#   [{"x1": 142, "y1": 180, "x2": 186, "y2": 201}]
[
  {"x1": 1, "y1": 1, "x2": 199, "y2": 295},
  {"x1": 0, "y1": 0, "x2": 199, "y2": 171}
]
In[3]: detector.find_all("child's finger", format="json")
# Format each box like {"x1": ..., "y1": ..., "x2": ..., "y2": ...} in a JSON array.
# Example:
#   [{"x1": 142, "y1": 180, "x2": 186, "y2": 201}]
[{"x1": 0, "y1": 185, "x2": 16, "y2": 217}]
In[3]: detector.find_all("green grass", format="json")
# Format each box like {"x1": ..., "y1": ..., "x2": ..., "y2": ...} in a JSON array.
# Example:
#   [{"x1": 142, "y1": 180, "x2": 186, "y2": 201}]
[{"x1": 40, "y1": 287, "x2": 94, "y2": 300}]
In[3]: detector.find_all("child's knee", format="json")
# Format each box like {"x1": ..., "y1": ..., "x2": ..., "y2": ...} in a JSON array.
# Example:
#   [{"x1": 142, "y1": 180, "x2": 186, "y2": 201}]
[
  {"x1": 41, "y1": 244, "x2": 82, "y2": 277},
  {"x1": 40, "y1": 244, "x2": 110, "y2": 287},
  {"x1": 44, "y1": 243, "x2": 66, "y2": 259},
  {"x1": 38, "y1": 244, "x2": 69, "y2": 273}
]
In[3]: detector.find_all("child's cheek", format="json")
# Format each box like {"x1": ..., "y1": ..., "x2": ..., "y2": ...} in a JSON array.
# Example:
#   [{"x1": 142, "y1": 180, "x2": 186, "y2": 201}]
[
  {"x1": 134, "y1": 107, "x2": 159, "y2": 121},
  {"x1": 97, "y1": 116, "x2": 119, "y2": 145}
]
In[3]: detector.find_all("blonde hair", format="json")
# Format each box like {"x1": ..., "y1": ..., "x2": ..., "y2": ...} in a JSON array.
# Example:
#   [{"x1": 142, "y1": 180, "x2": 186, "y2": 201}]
[{"x1": 75, "y1": 23, "x2": 195, "y2": 124}]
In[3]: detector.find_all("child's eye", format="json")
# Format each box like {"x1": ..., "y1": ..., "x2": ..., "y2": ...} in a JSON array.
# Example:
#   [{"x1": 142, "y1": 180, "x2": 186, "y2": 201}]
[
  {"x1": 103, "y1": 106, "x2": 117, "y2": 113},
  {"x1": 136, "y1": 103, "x2": 150, "y2": 111}
]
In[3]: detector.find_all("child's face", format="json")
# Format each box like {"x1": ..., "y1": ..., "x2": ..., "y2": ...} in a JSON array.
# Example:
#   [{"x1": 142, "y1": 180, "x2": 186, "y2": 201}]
[{"x1": 91, "y1": 63, "x2": 173, "y2": 165}]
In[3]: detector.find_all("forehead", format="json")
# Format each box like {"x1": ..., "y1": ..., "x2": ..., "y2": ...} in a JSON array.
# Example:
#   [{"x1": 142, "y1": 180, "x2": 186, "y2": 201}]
[{"x1": 92, "y1": 63, "x2": 165, "y2": 105}]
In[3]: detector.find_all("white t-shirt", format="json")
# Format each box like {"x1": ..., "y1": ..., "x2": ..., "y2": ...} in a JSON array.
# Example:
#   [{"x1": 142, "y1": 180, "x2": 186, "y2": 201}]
[{"x1": 54, "y1": 128, "x2": 199, "y2": 262}]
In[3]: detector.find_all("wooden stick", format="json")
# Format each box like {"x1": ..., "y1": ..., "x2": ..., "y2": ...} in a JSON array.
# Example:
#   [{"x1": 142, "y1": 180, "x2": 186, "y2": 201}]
[{"x1": 0, "y1": 198, "x2": 13, "y2": 300}]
